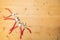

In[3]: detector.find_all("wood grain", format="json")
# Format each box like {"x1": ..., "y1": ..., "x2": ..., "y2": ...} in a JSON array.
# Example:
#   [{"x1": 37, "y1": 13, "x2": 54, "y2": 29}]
[{"x1": 0, "y1": 0, "x2": 60, "y2": 40}]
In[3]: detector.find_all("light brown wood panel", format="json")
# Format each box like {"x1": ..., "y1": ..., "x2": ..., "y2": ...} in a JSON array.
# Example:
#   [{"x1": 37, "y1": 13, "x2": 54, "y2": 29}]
[{"x1": 0, "y1": 0, "x2": 60, "y2": 40}]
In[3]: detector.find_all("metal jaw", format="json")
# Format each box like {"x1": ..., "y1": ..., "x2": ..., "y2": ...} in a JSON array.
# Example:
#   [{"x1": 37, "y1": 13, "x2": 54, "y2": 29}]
[
  {"x1": 11, "y1": 13, "x2": 16, "y2": 16},
  {"x1": 23, "y1": 23, "x2": 27, "y2": 28},
  {"x1": 18, "y1": 22, "x2": 22, "y2": 27},
  {"x1": 15, "y1": 17, "x2": 20, "y2": 22},
  {"x1": 11, "y1": 13, "x2": 18, "y2": 17}
]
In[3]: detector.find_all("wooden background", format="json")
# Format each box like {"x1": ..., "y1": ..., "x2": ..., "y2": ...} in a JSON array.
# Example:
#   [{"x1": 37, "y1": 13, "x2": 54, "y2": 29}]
[{"x1": 0, "y1": 0, "x2": 60, "y2": 40}]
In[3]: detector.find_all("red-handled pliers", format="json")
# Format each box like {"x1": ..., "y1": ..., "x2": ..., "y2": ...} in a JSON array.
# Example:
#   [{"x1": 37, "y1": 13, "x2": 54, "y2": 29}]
[
  {"x1": 20, "y1": 23, "x2": 32, "y2": 39},
  {"x1": 9, "y1": 22, "x2": 18, "y2": 34},
  {"x1": 3, "y1": 8, "x2": 15, "y2": 20},
  {"x1": 23, "y1": 23, "x2": 32, "y2": 33}
]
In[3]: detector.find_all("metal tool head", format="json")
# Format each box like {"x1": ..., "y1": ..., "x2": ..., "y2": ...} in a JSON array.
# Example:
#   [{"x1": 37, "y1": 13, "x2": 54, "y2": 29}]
[
  {"x1": 11, "y1": 13, "x2": 18, "y2": 16},
  {"x1": 15, "y1": 17, "x2": 20, "y2": 22}
]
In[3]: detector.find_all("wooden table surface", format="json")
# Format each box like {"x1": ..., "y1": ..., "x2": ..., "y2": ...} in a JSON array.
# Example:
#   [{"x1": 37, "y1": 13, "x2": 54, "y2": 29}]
[{"x1": 0, "y1": 0, "x2": 60, "y2": 40}]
